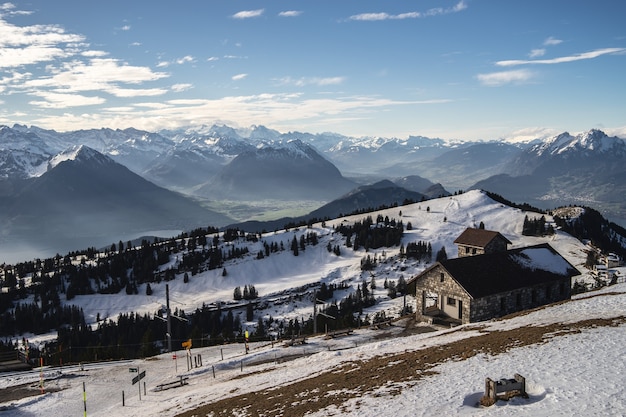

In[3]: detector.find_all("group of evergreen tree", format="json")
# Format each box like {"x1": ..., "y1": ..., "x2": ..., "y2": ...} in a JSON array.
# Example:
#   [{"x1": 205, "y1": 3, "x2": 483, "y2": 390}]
[
  {"x1": 522, "y1": 215, "x2": 555, "y2": 236},
  {"x1": 289, "y1": 231, "x2": 320, "y2": 256},
  {"x1": 553, "y1": 207, "x2": 626, "y2": 259},
  {"x1": 233, "y1": 285, "x2": 259, "y2": 301},
  {"x1": 400, "y1": 240, "x2": 433, "y2": 261},
  {"x1": 336, "y1": 215, "x2": 404, "y2": 251}
]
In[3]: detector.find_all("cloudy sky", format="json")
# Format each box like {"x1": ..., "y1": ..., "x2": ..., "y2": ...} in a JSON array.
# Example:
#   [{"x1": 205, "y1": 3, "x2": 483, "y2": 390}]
[{"x1": 0, "y1": 1, "x2": 625, "y2": 141}]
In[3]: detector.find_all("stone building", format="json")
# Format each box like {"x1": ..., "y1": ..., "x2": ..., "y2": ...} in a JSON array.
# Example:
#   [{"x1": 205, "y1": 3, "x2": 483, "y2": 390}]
[
  {"x1": 408, "y1": 241, "x2": 579, "y2": 325},
  {"x1": 453, "y1": 227, "x2": 511, "y2": 258}
]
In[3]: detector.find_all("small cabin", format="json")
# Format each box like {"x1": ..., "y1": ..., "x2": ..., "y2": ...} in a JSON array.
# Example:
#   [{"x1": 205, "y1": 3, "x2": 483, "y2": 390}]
[{"x1": 453, "y1": 228, "x2": 511, "y2": 258}]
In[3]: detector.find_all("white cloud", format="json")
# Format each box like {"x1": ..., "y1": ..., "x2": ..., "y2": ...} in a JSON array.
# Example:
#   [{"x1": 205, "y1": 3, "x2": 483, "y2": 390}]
[
  {"x1": 544, "y1": 36, "x2": 563, "y2": 46},
  {"x1": 232, "y1": 73, "x2": 248, "y2": 81},
  {"x1": 30, "y1": 93, "x2": 426, "y2": 133},
  {"x1": 278, "y1": 11, "x2": 302, "y2": 17},
  {"x1": 81, "y1": 50, "x2": 108, "y2": 57},
  {"x1": 232, "y1": 9, "x2": 264, "y2": 19},
  {"x1": 19, "y1": 58, "x2": 169, "y2": 107},
  {"x1": 496, "y1": 48, "x2": 625, "y2": 66},
  {"x1": 275, "y1": 76, "x2": 346, "y2": 87},
  {"x1": 29, "y1": 91, "x2": 106, "y2": 108},
  {"x1": 529, "y1": 48, "x2": 545, "y2": 58},
  {"x1": 349, "y1": 1, "x2": 466, "y2": 21},
  {"x1": 171, "y1": 83, "x2": 192, "y2": 92},
  {"x1": 504, "y1": 127, "x2": 559, "y2": 143},
  {"x1": 120, "y1": 25, "x2": 131, "y2": 31},
  {"x1": 176, "y1": 55, "x2": 195, "y2": 65},
  {"x1": 476, "y1": 69, "x2": 534, "y2": 86},
  {"x1": 0, "y1": 2, "x2": 31, "y2": 16},
  {"x1": 105, "y1": 87, "x2": 168, "y2": 97},
  {"x1": 207, "y1": 56, "x2": 219, "y2": 62},
  {"x1": 0, "y1": 45, "x2": 73, "y2": 68}
]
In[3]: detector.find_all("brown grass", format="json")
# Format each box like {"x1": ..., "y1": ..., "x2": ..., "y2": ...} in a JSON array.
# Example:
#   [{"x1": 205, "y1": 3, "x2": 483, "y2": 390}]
[{"x1": 175, "y1": 316, "x2": 626, "y2": 417}]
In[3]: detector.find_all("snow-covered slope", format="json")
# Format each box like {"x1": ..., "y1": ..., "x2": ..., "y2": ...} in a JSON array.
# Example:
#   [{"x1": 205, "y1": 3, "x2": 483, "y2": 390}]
[
  {"x1": 34, "y1": 190, "x2": 592, "y2": 328},
  {"x1": 2, "y1": 190, "x2": 625, "y2": 416}
]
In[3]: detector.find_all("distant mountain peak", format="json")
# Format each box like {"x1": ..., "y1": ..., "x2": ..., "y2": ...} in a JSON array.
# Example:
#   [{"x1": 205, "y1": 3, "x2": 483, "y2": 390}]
[
  {"x1": 47, "y1": 145, "x2": 112, "y2": 171},
  {"x1": 533, "y1": 129, "x2": 624, "y2": 157}
]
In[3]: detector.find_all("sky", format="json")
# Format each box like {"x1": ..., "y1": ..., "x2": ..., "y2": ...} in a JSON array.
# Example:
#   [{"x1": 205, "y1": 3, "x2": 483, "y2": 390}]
[{"x1": 0, "y1": 1, "x2": 625, "y2": 142}]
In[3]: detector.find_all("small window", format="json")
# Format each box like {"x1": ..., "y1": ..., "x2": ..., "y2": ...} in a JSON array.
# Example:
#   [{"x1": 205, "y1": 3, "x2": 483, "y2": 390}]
[
  {"x1": 447, "y1": 297, "x2": 456, "y2": 306},
  {"x1": 472, "y1": 248, "x2": 477, "y2": 254},
  {"x1": 440, "y1": 273, "x2": 445, "y2": 282},
  {"x1": 465, "y1": 247, "x2": 470, "y2": 254}
]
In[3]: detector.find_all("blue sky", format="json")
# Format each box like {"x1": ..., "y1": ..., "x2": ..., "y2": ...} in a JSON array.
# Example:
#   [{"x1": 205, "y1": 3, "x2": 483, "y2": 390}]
[{"x1": 0, "y1": 1, "x2": 625, "y2": 141}]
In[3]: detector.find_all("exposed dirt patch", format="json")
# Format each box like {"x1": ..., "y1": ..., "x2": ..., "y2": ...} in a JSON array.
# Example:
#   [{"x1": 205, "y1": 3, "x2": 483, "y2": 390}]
[
  {"x1": 175, "y1": 316, "x2": 626, "y2": 417},
  {"x1": 0, "y1": 382, "x2": 63, "y2": 404}
]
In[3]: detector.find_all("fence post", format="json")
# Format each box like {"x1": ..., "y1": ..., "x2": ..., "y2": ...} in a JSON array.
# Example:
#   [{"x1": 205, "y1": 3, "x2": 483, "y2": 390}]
[
  {"x1": 122, "y1": 390, "x2": 125, "y2": 407},
  {"x1": 82, "y1": 382, "x2": 87, "y2": 417}
]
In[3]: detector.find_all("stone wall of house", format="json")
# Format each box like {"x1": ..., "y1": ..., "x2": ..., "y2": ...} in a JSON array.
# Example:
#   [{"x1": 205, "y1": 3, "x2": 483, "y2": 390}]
[
  {"x1": 457, "y1": 238, "x2": 508, "y2": 258},
  {"x1": 413, "y1": 264, "x2": 572, "y2": 324},
  {"x1": 414, "y1": 265, "x2": 471, "y2": 324},
  {"x1": 469, "y1": 278, "x2": 571, "y2": 322},
  {"x1": 485, "y1": 238, "x2": 508, "y2": 254}
]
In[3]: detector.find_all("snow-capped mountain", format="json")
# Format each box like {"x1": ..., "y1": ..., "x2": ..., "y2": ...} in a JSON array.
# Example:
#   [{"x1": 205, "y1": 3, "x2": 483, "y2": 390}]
[
  {"x1": 0, "y1": 145, "x2": 233, "y2": 259},
  {"x1": 1, "y1": 123, "x2": 626, "y2": 252},
  {"x1": 196, "y1": 139, "x2": 357, "y2": 201},
  {"x1": 532, "y1": 129, "x2": 625, "y2": 156},
  {"x1": 471, "y1": 130, "x2": 626, "y2": 223}
]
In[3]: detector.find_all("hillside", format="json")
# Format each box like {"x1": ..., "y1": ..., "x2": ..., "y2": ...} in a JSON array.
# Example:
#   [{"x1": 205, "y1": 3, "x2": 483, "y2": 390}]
[
  {"x1": 1, "y1": 190, "x2": 625, "y2": 415},
  {"x1": 2, "y1": 285, "x2": 624, "y2": 416}
]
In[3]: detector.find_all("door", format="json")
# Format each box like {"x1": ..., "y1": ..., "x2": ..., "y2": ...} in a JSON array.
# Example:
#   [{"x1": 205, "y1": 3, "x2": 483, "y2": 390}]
[{"x1": 458, "y1": 300, "x2": 463, "y2": 320}]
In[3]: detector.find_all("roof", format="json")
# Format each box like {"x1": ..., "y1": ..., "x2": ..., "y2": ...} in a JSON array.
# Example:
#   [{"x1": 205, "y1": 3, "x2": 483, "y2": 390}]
[
  {"x1": 453, "y1": 228, "x2": 512, "y2": 248},
  {"x1": 412, "y1": 243, "x2": 580, "y2": 299}
]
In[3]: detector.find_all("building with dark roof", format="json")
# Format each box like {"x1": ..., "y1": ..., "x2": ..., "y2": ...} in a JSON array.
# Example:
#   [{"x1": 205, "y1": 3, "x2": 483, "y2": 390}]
[
  {"x1": 408, "y1": 241, "x2": 580, "y2": 325},
  {"x1": 453, "y1": 227, "x2": 512, "y2": 257}
]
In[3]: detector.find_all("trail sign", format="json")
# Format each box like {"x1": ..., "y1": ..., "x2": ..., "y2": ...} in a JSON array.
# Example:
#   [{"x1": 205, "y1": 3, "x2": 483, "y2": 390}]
[
  {"x1": 182, "y1": 338, "x2": 192, "y2": 349},
  {"x1": 132, "y1": 370, "x2": 146, "y2": 385},
  {"x1": 129, "y1": 367, "x2": 138, "y2": 373}
]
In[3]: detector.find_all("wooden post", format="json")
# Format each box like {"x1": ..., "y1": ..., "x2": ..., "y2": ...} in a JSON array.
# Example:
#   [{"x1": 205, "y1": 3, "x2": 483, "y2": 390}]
[
  {"x1": 514, "y1": 373, "x2": 527, "y2": 397},
  {"x1": 485, "y1": 377, "x2": 496, "y2": 402}
]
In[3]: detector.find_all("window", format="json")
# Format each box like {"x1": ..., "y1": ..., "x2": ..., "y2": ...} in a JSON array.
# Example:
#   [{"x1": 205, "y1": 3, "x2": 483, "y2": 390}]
[
  {"x1": 447, "y1": 297, "x2": 456, "y2": 306},
  {"x1": 465, "y1": 247, "x2": 470, "y2": 254},
  {"x1": 472, "y1": 248, "x2": 477, "y2": 254},
  {"x1": 440, "y1": 273, "x2": 445, "y2": 282}
]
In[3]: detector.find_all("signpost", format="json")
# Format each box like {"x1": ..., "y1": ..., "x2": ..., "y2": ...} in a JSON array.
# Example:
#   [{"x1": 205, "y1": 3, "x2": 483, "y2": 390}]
[{"x1": 129, "y1": 367, "x2": 145, "y2": 400}]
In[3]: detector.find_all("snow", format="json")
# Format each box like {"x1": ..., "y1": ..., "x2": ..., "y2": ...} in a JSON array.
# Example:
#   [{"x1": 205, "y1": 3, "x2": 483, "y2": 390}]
[
  {"x1": 2, "y1": 190, "x2": 624, "y2": 416},
  {"x1": 510, "y1": 247, "x2": 573, "y2": 275},
  {"x1": 2, "y1": 284, "x2": 624, "y2": 417}
]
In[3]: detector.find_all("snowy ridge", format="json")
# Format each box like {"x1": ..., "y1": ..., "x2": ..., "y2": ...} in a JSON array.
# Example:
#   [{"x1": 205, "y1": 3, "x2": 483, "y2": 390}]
[
  {"x1": 531, "y1": 129, "x2": 626, "y2": 157},
  {"x1": 47, "y1": 145, "x2": 111, "y2": 171}
]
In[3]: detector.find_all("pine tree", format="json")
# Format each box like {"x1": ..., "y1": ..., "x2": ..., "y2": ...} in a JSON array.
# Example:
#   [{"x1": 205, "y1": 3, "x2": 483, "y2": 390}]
[
  {"x1": 291, "y1": 236, "x2": 299, "y2": 256},
  {"x1": 436, "y1": 246, "x2": 448, "y2": 262}
]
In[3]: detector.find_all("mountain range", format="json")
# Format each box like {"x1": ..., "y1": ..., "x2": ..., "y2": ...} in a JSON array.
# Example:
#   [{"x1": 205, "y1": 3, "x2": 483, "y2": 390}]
[{"x1": 0, "y1": 123, "x2": 625, "y2": 262}]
